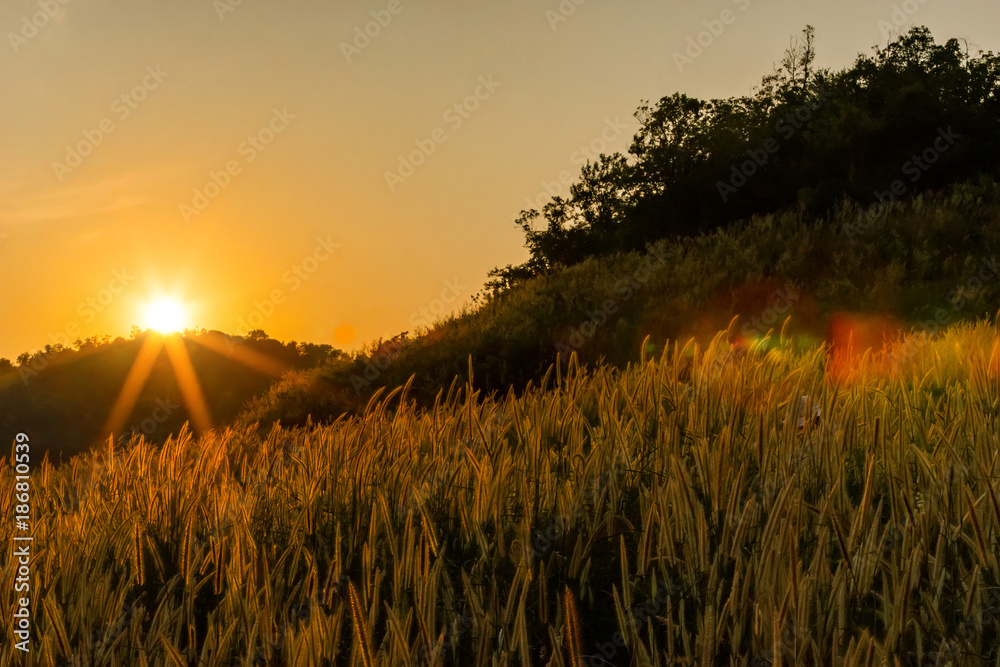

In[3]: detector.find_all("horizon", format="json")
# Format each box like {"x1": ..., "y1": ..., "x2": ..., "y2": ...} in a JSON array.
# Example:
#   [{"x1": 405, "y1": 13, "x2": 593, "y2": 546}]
[{"x1": 3, "y1": 0, "x2": 1000, "y2": 361}]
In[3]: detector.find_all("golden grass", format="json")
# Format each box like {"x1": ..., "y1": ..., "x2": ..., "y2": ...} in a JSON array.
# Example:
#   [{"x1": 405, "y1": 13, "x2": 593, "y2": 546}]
[
  {"x1": 3, "y1": 320, "x2": 1000, "y2": 664},
  {"x1": 564, "y1": 587, "x2": 583, "y2": 666}
]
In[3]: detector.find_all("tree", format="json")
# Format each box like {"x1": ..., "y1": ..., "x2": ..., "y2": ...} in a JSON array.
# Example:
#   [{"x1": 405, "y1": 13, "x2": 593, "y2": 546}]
[{"x1": 492, "y1": 26, "x2": 1000, "y2": 290}]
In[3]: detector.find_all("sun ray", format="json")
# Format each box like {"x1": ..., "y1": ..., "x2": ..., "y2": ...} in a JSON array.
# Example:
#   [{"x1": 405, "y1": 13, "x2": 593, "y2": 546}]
[
  {"x1": 103, "y1": 335, "x2": 163, "y2": 438},
  {"x1": 163, "y1": 335, "x2": 213, "y2": 435},
  {"x1": 189, "y1": 333, "x2": 290, "y2": 379}
]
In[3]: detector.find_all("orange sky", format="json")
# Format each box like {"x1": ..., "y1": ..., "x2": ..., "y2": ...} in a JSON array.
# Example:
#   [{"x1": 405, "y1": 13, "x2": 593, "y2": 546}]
[{"x1": 2, "y1": 0, "x2": 998, "y2": 360}]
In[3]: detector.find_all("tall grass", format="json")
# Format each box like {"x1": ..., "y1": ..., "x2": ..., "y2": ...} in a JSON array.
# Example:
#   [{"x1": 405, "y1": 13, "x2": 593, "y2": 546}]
[{"x1": 3, "y1": 320, "x2": 1000, "y2": 665}]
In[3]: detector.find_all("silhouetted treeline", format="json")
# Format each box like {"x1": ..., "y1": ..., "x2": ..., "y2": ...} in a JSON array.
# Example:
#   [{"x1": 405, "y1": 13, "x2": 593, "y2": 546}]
[
  {"x1": 489, "y1": 27, "x2": 1000, "y2": 291},
  {"x1": 0, "y1": 330, "x2": 340, "y2": 463}
]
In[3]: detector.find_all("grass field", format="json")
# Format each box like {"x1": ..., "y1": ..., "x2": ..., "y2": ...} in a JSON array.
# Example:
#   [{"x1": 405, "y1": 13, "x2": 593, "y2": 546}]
[{"x1": 4, "y1": 320, "x2": 1000, "y2": 665}]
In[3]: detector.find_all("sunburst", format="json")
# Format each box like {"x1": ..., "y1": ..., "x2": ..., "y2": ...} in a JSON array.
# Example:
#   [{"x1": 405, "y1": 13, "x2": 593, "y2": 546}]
[{"x1": 142, "y1": 297, "x2": 188, "y2": 334}]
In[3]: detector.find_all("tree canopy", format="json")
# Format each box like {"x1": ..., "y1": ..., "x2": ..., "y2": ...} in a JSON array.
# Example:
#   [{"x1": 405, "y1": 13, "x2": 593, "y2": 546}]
[{"x1": 489, "y1": 27, "x2": 1000, "y2": 293}]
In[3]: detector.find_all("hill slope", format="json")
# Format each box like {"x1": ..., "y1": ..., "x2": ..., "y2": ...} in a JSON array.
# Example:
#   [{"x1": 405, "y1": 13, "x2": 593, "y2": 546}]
[
  {"x1": 0, "y1": 331, "x2": 339, "y2": 462},
  {"x1": 242, "y1": 178, "x2": 1000, "y2": 429}
]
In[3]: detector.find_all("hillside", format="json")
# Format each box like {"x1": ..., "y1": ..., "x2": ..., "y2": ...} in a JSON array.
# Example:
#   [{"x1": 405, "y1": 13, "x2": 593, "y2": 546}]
[
  {"x1": 0, "y1": 330, "x2": 339, "y2": 463},
  {"x1": 241, "y1": 178, "x2": 1000, "y2": 430},
  {"x1": 7, "y1": 321, "x2": 1000, "y2": 663},
  {"x1": 5, "y1": 26, "x2": 999, "y2": 461},
  {"x1": 241, "y1": 26, "x2": 1000, "y2": 432},
  {"x1": 6, "y1": 179, "x2": 997, "y2": 461}
]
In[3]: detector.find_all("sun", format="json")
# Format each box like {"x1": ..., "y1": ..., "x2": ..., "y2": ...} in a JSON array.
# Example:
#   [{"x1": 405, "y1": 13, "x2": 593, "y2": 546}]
[{"x1": 142, "y1": 298, "x2": 188, "y2": 334}]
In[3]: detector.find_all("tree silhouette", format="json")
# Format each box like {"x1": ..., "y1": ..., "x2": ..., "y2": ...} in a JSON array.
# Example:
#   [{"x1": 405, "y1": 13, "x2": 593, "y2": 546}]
[{"x1": 492, "y1": 26, "x2": 1000, "y2": 291}]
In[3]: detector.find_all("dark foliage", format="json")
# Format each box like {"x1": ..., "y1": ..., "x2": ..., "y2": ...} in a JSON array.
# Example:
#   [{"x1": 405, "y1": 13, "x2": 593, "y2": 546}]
[
  {"x1": 0, "y1": 330, "x2": 339, "y2": 463},
  {"x1": 490, "y1": 27, "x2": 1000, "y2": 290}
]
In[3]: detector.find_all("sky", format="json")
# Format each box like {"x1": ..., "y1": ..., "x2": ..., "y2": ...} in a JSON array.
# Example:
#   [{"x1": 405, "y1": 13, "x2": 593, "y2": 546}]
[{"x1": 2, "y1": 0, "x2": 998, "y2": 361}]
